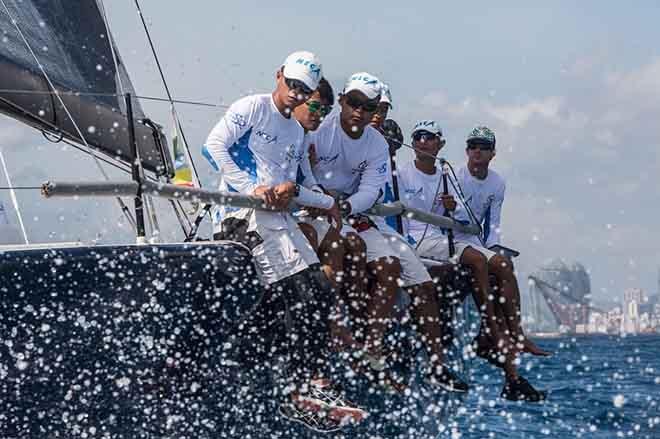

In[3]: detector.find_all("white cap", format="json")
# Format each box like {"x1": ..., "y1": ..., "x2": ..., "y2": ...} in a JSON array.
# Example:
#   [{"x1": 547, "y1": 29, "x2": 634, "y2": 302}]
[
  {"x1": 282, "y1": 51, "x2": 323, "y2": 91},
  {"x1": 380, "y1": 83, "x2": 393, "y2": 109},
  {"x1": 342, "y1": 72, "x2": 382, "y2": 100},
  {"x1": 412, "y1": 120, "x2": 443, "y2": 137}
]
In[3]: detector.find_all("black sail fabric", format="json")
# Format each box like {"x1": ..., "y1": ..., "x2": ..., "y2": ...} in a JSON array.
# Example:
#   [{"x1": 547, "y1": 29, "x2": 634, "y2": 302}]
[{"x1": 0, "y1": 0, "x2": 172, "y2": 176}]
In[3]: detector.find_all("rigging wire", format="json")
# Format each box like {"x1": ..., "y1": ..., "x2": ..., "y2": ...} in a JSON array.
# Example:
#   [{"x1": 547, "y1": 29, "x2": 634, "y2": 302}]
[
  {"x1": 132, "y1": 0, "x2": 203, "y2": 188},
  {"x1": 0, "y1": 149, "x2": 29, "y2": 244},
  {"x1": 0, "y1": 0, "x2": 137, "y2": 233}
]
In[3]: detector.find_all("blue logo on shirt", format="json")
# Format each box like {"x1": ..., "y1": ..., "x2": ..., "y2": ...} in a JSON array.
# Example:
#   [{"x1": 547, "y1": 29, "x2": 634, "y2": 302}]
[
  {"x1": 405, "y1": 187, "x2": 423, "y2": 196},
  {"x1": 376, "y1": 162, "x2": 387, "y2": 174},
  {"x1": 352, "y1": 160, "x2": 368, "y2": 175},
  {"x1": 318, "y1": 153, "x2": 340, "y2": 164},
  {"x1": 255, "y1": 130, "x2": 278, "y2": 144},
  {"x1": 286, "y1": 144, "x2": 304, "y2": 162}
]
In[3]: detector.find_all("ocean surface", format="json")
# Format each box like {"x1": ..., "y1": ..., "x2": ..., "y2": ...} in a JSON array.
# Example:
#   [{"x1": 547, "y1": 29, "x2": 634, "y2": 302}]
[{"x1": 450, "y1": 334, "x2": 660, "y2": 439}]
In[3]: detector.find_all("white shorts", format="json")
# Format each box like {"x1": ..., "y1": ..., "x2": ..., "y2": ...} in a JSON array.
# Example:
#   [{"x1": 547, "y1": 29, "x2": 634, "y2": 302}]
[
  {"x1": 359, "y1": 227, "x2": 432, "y2": 287},
  {"x1": 415, "y1": 234, "x2": 496, "y2": 262},
  {"x1": 221, "y1": 209, "x2": 319, "y2": 285}
]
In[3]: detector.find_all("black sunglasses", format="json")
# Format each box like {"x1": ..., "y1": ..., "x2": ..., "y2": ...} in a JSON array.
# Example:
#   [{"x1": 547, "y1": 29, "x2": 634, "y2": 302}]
[
  {"x1": 305, "y1": 100, "x2": 332, "y2": 116},
  {"x1": 467, "y1": 142, "x2": 494, "y2": 151},
  {"x1": 413, "y1": 131, "x2": 441, "y2": 142},
  {"x1": 285, "y1": 77, "x2": 313, "y2": 96},
  {"x1": 345, "y1": 95, "x2": 379, "y2": 113}
]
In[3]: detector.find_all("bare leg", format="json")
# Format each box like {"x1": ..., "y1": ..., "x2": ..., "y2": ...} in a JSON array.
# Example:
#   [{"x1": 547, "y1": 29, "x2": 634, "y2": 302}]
[
  {"x1": 407, "y1": 281, "x2": 447, "y2": 368},
  {"x1": 343, "y1": 232, "x2": 369, "y2": 342},
  {"x1": 460, "y1": 248, "x2": 508, "y2": 348},
  {"x1": 364, "y1": 256, "x2": 401, "y2": 359},
  {"x1": 488, "y1": 255, "x2": 551, "y2": 357}
]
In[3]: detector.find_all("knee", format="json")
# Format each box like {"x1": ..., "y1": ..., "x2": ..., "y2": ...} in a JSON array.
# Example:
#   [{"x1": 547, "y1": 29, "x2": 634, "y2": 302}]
[
  {"x1": 370, "y1": 257, "x2": 401, "y2": 284},
  {"x1": 462, "y1": 248, "x2": 488, "y2": 274},
  {"x1": 345, "y1": 233, "x2": 367, "y2": 261},
  {"x1": 489, "y1": 255, "x2": 514, "y2": 278},
  {"x1": 319, "y1": 227, "x2": 345, "y2": 256}
]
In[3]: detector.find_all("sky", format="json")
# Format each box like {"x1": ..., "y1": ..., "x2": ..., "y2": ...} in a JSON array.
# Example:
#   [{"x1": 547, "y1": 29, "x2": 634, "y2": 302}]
[{"x1": 1, "y1": 0, "x2": 659, "y2": 306}]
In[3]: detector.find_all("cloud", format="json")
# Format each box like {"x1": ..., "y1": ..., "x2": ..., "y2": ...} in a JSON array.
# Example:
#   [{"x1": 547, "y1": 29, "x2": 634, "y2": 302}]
[
  {"x1": 485, "y1": 96, "x2": 563, "y2": 128},
  {"x1": 416, "y1": 56, "x2": 660, "y2": 300}
]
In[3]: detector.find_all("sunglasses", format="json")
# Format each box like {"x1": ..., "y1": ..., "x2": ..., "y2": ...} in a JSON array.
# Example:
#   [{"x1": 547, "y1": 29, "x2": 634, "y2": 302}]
[
  {"x1": 345, "y1": 95, "x2": 379, "y2": 113},
  {"x1": 285, "y1": 77, "x2": 313, "y2": 96},
  {"x1": 413, "y1": 131, "x2": 441, "y2": 142},
  {"x1": 466, "y1": 143, "x2": 494, "y2": 151},
  {"x1": 305, "y1": 100, "x2": 332, "y2": 116}
]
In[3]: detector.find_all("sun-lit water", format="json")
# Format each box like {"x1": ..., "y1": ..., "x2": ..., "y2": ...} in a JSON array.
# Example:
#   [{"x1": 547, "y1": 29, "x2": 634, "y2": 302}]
[{"x1": 451, "y1": 335, "x2": 660, "y2": 439}]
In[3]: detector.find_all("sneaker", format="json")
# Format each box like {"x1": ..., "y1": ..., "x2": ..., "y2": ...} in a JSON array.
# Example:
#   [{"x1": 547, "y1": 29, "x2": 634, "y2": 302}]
[
  {"x1": 501, "y1": 376, "x2": 547, "y2": 402},
  {"x1": 426, "y1": 364, "x2": 470, "y2": 393},
  {"x1": 279, "y1": 391, "x2": 368, "y2": 433},
  {"x1": 278, "y1": 401, "x2": 343, "y2": 433},
  {"x1": 310, "y1": 380, "x2": 356, "y2": 408}
]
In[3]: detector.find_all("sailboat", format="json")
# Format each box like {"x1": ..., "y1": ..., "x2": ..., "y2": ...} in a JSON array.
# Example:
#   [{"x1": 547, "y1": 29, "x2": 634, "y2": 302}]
[{"x1": 0, "y1": 1, "x2": 480, "y2": 437}]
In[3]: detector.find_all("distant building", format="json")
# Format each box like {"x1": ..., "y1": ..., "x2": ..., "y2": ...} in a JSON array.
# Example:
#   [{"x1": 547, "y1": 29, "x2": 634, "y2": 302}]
[{"x1": 623, "y1": 288, "x2": 647, "y2": 334}]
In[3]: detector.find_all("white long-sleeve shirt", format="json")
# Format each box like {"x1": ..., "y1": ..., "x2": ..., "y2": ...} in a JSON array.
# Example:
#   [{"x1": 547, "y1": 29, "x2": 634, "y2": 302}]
[
  {"x1": 203, "y1": 94, "x2": 332, "y2": 229},
  {"x1": 397, "y1": 161, "x2": 462, "y2": 244},
  {"x1": 453, "y1": 165, "x2": 505, "y2": 248},
  {"x1": 307, "y1": 111, "x2": 390, "y2": 215}
]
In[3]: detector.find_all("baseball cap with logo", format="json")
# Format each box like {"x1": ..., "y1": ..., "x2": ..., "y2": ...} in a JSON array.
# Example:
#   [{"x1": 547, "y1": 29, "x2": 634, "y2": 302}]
[
  {"x1": 380, "y1": 83, "x2": 393, "y2": 109},
  {"x1": 411, "y1": 120, "x2": 443, "y2": 137},
  {"x1": 342, "y1": 72, "x2": 382, "y2": 100},
  {"x1": 282, "y1": 51, "x2": 323, "y2": 91},
  {"x1": 467, "y1": 126, "x2": 496, "y2": 147}
]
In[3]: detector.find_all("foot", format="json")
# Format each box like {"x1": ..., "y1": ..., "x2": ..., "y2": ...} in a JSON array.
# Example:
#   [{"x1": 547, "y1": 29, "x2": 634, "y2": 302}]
[
  {"x1": 520, "y1": 338, "x2": 552, "y2": 357},
  {"x1": 501, "y1": 376, "x2": 547, "y2": 402},
  {"x1": 330, "y1": 322, "x2": 364, "y2": 352},
  {"x1": 426, "y1": 364, "x2": 469, "y2": 393},
  {"x1": 350, "y1": 351, "x2": 407, "y2": 393},
  {"x1": 472, "y1": 337, "x2": 510, "y2": 368}
]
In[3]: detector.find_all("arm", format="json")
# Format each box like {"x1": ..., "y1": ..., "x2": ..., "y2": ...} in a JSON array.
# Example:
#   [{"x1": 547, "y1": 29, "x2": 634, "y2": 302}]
[
  {"x1": 204, "y1": 97, "x2": 258, "y2": 194},
  {"x1": 345, "y1": 143, "x2": 389, "y2": 215},
  {"x1": 485, "y1": 182, "x2": 505, "y2": 248}
]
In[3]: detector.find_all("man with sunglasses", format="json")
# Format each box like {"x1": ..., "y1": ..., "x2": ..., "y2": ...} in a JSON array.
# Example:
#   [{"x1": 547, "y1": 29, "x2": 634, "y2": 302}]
[
  {"x1": 404, "y1": 124, "x2": 548, "y2": 401},
  {"x1": 369, "y1": 82, "x2": 392, "y2": 131},
  {"x1": 307, "y1": 74, "x2": 468, "y2": 393},
  {"x1": 203, "y1": 51, "x2": 366, "y2": 430}
]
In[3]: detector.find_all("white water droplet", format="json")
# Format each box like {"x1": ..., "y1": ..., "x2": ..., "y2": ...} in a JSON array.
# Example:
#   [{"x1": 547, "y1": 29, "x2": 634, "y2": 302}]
[{"x1": 613, "y1": 394, "x2": 625, "y2": 408}]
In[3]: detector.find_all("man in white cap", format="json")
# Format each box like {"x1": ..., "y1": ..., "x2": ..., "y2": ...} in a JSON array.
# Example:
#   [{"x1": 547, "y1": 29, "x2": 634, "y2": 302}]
[
  {"x1": 369, "y1": 82, "x2": 392, "y2": 131},
  {"x1": 203, "y1": 51, "x2": 365, "y2": 430},
  {"x1": 306, "y1": 73, "x2": 468, "y2": 393},
  {"x1": 399, "y1": 122, "x2": 548, "y2": 402}
]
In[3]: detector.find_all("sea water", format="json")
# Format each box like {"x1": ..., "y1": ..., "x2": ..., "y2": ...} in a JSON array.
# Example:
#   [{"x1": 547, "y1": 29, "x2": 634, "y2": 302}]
[{"x1": 452, "y1": 334, "x2": 660, "y2": 439}]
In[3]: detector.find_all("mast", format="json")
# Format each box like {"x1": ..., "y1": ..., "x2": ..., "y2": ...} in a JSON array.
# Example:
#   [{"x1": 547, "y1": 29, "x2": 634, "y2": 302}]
[{"x1": 125, "y1": 93, "x2": 146, "y2": 243}]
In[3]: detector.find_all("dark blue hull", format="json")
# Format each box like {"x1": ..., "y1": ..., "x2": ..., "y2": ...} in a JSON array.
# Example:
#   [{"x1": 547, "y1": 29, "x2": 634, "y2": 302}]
[{"x1": 0, "y1": 242, "x2": 473, "y2": 438}]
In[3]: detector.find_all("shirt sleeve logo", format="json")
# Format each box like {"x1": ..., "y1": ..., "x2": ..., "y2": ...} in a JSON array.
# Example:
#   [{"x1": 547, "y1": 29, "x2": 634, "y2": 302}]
[{"x1": 228, "y1": 112, "x2": 248, "y2": 128}]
